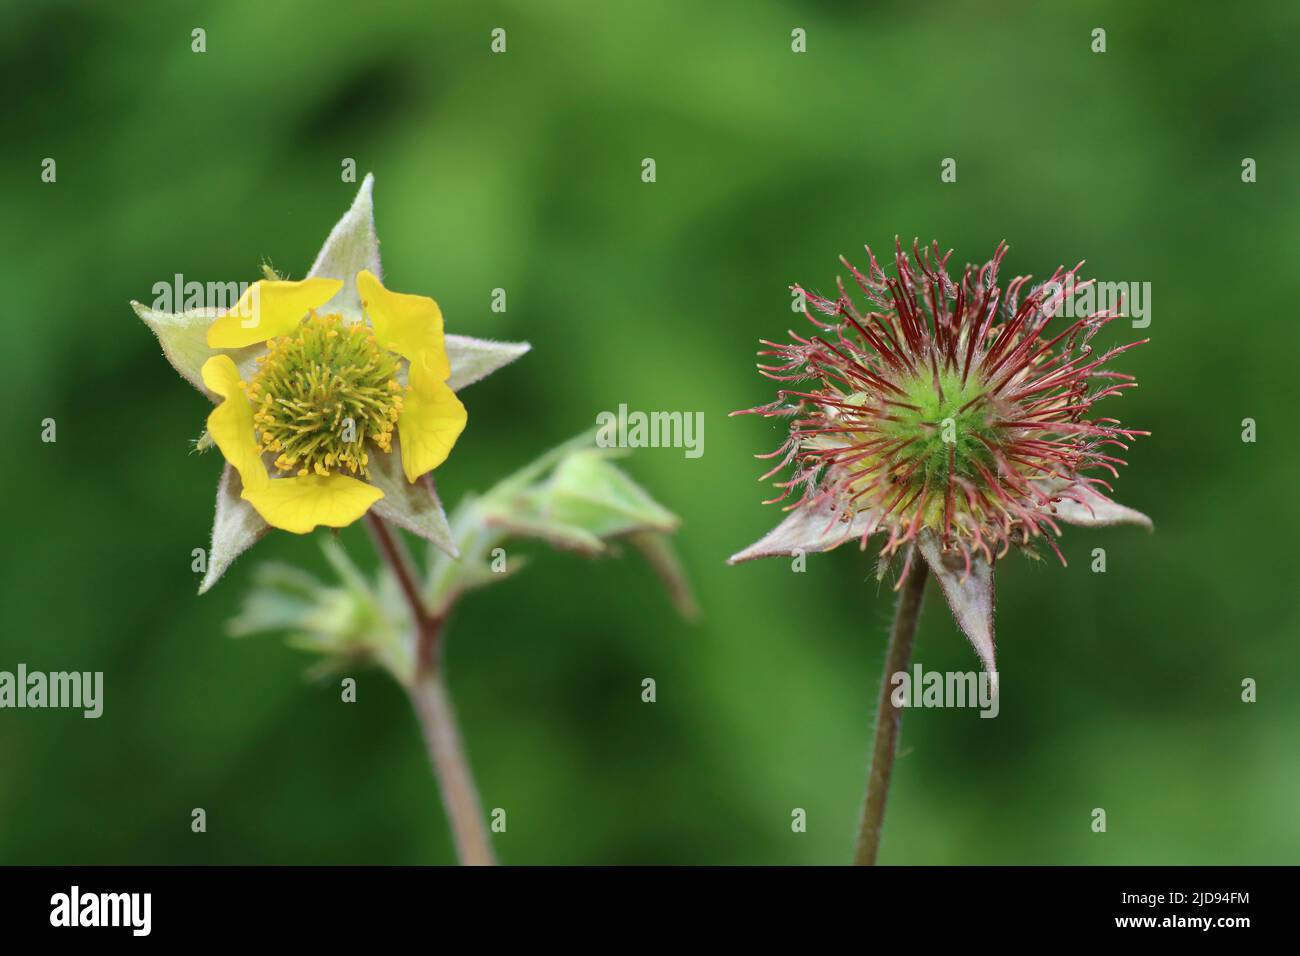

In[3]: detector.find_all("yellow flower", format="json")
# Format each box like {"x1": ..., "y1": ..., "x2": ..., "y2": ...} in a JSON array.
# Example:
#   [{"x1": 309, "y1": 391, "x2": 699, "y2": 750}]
[
  {"x1": 134, "y1": 175, "x2": 530, "y2": 592},
  {"x1": 200, "y1": 269, "x2": 466, "y2": 534}
]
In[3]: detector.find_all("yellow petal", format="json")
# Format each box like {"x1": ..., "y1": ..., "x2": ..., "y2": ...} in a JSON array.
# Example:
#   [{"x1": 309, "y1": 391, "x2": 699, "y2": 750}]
[
  {"x1": 207, "y1": 278, "x2": 342, "y2": 349},
  {"x1": 201, "y1": 355, "x2": 269, "y2": 494},
  {"x1": 243, "y1": 473, "x2": 383, "y2": 535},
  {"x1": 357, "y1": 269, "x2": 451, "y2": 377},
  {"x1": 398, "y1": 352, "x2": 467, "y2": 483}
]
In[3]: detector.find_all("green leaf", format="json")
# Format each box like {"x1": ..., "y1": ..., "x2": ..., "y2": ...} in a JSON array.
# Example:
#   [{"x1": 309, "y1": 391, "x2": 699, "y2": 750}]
[
  {"x1": 426, "y1": 499, "x2": 528, "y2": 616},
  {"x1": 542, "y1": 450, "x2": 679, "y2": 539},
  {"x1": 628, "y1": 531, "x2": 698, "y2": 621},
  {"x1": 483, "y1": 510, "x2": 607, "y2": 554},
  {"x1": 227, "y1": 536, "x2": 415, "y2": 684}
]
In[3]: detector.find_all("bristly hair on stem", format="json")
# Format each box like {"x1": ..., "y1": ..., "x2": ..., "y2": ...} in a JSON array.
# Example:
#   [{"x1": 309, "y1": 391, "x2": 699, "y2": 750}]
[{"x1": 854, "y1": 554, "x2": 928, "y2": 866}]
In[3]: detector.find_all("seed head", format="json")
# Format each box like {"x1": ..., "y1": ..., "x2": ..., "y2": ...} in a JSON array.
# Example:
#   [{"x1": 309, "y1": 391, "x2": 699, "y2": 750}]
[{"x1": 738, "y1": 239, "x2": 1148, "y2": 572}]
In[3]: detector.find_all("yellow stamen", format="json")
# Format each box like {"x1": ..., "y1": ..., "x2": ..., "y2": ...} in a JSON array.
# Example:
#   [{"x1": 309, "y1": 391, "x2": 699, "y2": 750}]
[{"x1": 248, "y1": 312, "x2": 405, "y2": 479}]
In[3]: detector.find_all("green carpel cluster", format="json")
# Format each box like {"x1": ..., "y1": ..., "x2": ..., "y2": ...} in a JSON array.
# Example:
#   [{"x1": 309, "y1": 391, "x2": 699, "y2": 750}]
[{"x1": 246, "y1": 313, "x2": 404, "y2": 479}]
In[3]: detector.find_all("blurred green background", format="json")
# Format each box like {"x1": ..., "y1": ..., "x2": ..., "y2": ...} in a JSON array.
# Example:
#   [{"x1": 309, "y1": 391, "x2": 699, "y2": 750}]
[{"x1": 1, "y1": 0, "x2": 1297, "y2": 865}]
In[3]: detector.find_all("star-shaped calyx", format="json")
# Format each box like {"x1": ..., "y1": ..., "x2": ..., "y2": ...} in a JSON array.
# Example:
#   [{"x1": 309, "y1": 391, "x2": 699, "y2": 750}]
[{"x1": 134, "y1": 175, "x2": 530, "y2": 593}]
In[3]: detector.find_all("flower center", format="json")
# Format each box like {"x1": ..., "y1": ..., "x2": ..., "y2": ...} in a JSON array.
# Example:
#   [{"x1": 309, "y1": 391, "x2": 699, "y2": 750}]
[
  {"x1": 882, "y1": 368, "x2": 999, "y2": 483},
  {"x1": 835, "y1": 367, "x2": 1003, "y2": 524},
  {"x1": 246, "y1": 313, "x2": 403, "y2": 479}
]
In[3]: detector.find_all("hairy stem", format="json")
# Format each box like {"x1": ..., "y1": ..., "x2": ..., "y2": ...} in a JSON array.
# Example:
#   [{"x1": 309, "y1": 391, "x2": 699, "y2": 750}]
[
  {"x1": 366, "y1": 513, "x2": 496, "y2": 866},
  {"x1": 407, "y1": 666, "x2": 496, "y2": 866},
  {"x1": 853, "y1": 557, "x2": 928, "y2": 866}
]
